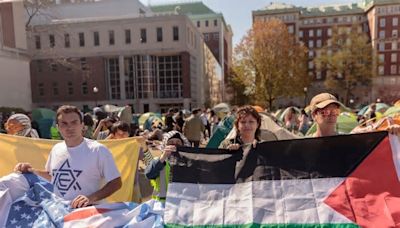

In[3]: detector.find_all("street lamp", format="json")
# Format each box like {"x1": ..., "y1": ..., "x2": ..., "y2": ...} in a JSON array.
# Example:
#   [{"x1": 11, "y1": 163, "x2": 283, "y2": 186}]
[
  {"x1": 376, "y1": 98, "x2": 381, "y2": 103},
  {"x1": 303, "y1": 87, "x2": 308, "y2": 107},
  {"x1": 349, "y1": 99, "x2": 354, "y2": 108},
  {"x1": 93, "y1": 86, "x2": 99, "y2": 107}
]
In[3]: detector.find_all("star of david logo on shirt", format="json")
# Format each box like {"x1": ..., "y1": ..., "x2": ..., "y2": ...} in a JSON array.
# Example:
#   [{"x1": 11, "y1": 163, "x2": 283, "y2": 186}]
[{"x1": 52, "y1": 160, "x2": 82, "y2": 196}]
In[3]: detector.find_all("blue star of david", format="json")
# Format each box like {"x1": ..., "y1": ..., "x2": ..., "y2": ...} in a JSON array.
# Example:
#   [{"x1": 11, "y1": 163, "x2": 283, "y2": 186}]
[{"x1": 52, "y1": 160, "x2": 82, "y2": 196}]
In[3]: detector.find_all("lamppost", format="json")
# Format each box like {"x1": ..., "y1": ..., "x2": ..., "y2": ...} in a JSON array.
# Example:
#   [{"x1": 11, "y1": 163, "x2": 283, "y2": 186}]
[
  {"x1": 303, "y1": 87, "x2": 308, "y2": 107},
  {"x1": 376, "y1": 98, "x2": 381, "y2": 103},
  {"x1": 93, "y1": 86, "x2": 99, "y2": 107},
  {"x1": 349, "y1": 99, "x2": 354, "y2": 108}
]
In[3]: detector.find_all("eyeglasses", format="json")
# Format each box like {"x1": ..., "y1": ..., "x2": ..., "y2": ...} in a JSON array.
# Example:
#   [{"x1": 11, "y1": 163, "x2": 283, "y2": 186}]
[{"x1": 316, "y1": 108, "x2": 340, "y2": 116}]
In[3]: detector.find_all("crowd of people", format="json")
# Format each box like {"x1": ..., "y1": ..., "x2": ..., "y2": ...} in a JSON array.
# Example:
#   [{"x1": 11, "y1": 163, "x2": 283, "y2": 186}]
[{"x1": 1, "y1": 92, "x2": 400, "y2": 208}]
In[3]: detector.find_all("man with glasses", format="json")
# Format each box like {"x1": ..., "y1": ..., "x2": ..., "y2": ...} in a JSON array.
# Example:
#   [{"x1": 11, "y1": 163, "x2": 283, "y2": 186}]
[
  {"x1": 308, "y1": 93, "x2": 400, "y2": 137},
  {"x1": 307, "y1": 93, "x2": 343, "y2": 137}
]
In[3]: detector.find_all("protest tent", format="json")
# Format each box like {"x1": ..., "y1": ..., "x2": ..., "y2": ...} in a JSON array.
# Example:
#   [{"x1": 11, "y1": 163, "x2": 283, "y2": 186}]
[
  {"x1": 31, "y1": 108, "x2": 56, "y2": 139},
  {"x1": 277, "y1": 106, "x2": 301, "y2": 123},
  {"x1": 139, "y1": 112, "x2": 163, "y2": 130},
  {"x1": 384, "y1": 106, "x2": 400, "y2": 117},
  {"x1": 357, "y1": 102, "x2": 389, "y2": 116}
]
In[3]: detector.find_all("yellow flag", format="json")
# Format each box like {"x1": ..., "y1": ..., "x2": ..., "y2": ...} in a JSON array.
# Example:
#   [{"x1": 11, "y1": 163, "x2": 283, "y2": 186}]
[{"x1": 0, "y1": 133, "x2": 144, "y2": 202}]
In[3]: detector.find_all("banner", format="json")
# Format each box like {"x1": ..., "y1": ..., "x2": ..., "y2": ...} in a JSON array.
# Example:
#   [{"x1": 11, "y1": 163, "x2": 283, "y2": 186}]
[
  {"x1": 0, "y1": 133, "x2": 144, "y2": 202},
  {"x1": 165, "y1": 132, "x2": 400, "y2": 227}
]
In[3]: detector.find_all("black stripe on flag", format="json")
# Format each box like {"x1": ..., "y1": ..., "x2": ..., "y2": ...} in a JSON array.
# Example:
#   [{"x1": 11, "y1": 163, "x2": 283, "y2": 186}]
[{"x1": 170, "y1": 131, "x2": 387, "y2": 184}]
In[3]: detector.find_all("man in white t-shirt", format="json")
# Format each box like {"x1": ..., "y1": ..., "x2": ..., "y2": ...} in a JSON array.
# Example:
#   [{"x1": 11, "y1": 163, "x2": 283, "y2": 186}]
[{"x1": 14, "y1": 105, "x2": 122, "y2": 208}]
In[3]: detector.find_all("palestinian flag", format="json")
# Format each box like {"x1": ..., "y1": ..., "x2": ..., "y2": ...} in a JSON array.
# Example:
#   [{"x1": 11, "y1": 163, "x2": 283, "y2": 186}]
[{"x1": 164, "y1": 132, "x2": 400, "y2": 227}]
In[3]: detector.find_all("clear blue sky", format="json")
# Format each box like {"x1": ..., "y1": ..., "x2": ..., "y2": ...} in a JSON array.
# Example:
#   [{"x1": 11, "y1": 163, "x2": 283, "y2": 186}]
[{"x1": 140, "y1": 0, "x2": 355, "y2": 47}]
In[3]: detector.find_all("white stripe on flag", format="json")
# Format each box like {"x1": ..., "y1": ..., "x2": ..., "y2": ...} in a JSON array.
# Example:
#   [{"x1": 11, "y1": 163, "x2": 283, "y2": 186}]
[
  {"x1": 165, "y1": 178, "x2": 353, "y2": 226},
  {"x1": 389, "y1": 134, "x2": 400, "y2": 182},
  {"x1": 0, "y1": 189, "x2": 12, "y2": 228}
]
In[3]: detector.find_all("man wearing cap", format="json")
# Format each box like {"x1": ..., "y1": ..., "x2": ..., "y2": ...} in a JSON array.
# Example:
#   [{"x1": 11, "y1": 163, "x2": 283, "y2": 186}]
[
  {"x1": 307, "y1": 93, "x2": 343, "y2": 137},
  {"x1": 308, "y1": 93, "x2": 400, "y2": 137}
]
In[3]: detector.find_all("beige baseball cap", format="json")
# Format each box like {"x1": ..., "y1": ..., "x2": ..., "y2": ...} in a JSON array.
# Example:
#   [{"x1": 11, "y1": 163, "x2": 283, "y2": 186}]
[{"x1": 307, "y1": 93, "x2": 342, "y2": 113}]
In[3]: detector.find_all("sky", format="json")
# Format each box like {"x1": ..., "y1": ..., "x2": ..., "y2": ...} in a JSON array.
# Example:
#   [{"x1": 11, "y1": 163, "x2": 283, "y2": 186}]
[{"x1": 140, "y1": 0, "x2": 357, "y2": 47}]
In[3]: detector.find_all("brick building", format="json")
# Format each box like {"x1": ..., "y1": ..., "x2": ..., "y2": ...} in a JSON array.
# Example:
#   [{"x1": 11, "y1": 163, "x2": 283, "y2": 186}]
[
  {"x1": 253, "y1": 0, "x2": 400, "y2": 105},
  {"x1": 27, "y1": 0, "x2": 224, "y2": 112}
]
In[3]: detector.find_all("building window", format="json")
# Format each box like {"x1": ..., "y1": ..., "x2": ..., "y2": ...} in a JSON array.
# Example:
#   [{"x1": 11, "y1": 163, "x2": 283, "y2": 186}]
[
  {"x1": 288, "y1": 25, "x2": 294, "y2": 34},
  {"x1": 35, "y1": 35, "x2": 41, "y2": 49},
  {"x1": 125, "y1": 29, "x2": 131, "y2": 44},
  {"x1": 205, "y1": 20, "x2": 209, "y2": 27},
  {"x1": 391, "y1": 53, "x2": 397, "y2": 62},
  {"x1": 94, "y1": 31, "x2": 100, "y2": 46},
  {"x1": 140, "y1": 29, "x2": 147, "y2": 43},
  {"x1": 82, "y1": 82, "x2": 88, "y2": 95},
  {"x1": 394, "y1": 17, "x2": 399, "y2": 26},
  {"x1": 378, "y1": 66, "x2": 384, "y2": 75},
  {"x1": 38, "y1": 83, "x2": 44, "y2": 96},
  {"x1": 308, "y1": 50, "x2": 314, "y2": 58},
  {"x1": 393, "y1": 41, "x2": 398, "y2": 50},
  {"x1": 308, "y1": 40, "x2": 314, "y2": 48},
  {"x1": 204, "y1": 33, "x2": 209, "y2": 41},
  {"x1": 64, "y1": 34, "x2": 70, "y2": 48},
  {"x1": 380, "y1": 18, "x2": 386, "y2": 27},
  {"x1": 79, "y1": 32, "x2": 85, "y2": 47},
  {"x1": 49, "y1": 34, "x2": 55, "y2": 48},
  {"x1": 52, "y1": 82, "x2": 59, "y2": 96},
  {"x1": 308, "y1": 61, "x2": 314, "y2": 69},
  {"x1": 214, "y1": 19, "x2": 217, "y2": 26},
  {"x1": 316, "y1": 40, "x2": 322, "y2": 48},
  {"x1": 109, "y1": 30, "x2": 115, "y2": 45},
  {"x1": 67, "y1": 81, "x2": 74, "y2": 95},
  {"x1": 136, "y1": 55, "x2": 157, "y2": 99},
  {"x1": 379, "y1": 54, "x2": 385, "y2": 63},
  {"x1": 108, "y1": 58, "x2": 120, "y2": 99},
  {"x1": 379, "y1": 42, "x2": 385, "y2": 51},
  {"x1": 379, "y1": 30, "x2": 385, "y2": 39},
  {"x1": 299, "y1": 30, "x2": 303, "y2": 38},
  {"x1": 158, "y1": 55, "x2": 182, "y2": 98},
  {"x1": 50, "y1": 63, "x2": 57, "y2": 72},
  {"x1": 173, "y1": 26, "x2": 179, "y2": 41},
  {"x1": 393, "y1": 29, "x2": 398, "y2": 37},
  {"x1": 124, "y1": 57, "x2": 135, "y2": 99},
  {"x1": 80, "y1": 57, "x2": 88, "y2": 71},
  {"x1": 327, "y1": 28, "x2": 332, "y2": 36},
  {"x1": 197, "y1": 21, "x2": 200, "y2": 27},
  {"x1": 157, "y1": 27, "x2": 163, "y2": 42},
  {"x1": 211, "y1": 33, "x2": 218, "y2": 41},
  {"x1": 317, "y1": 29, "x2": 322, "y2": 37},
  {"x1": 391, "y1": 65, "x2": 397, "y2": 74},
  {"x1": 309, "y1": 30, "x2": 314, "y2": 37}
]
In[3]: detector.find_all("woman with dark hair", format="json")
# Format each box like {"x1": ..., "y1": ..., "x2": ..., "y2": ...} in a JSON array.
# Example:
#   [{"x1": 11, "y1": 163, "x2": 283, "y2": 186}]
[
  {"x1": 218, "y1": 105, "x2": 262, "y2": 150},
  {"x1": 218, "y1": 106, "x2": 262, "y2": 182}
]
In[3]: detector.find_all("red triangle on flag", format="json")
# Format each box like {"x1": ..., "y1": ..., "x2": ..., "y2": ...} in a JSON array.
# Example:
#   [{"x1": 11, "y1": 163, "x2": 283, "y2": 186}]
[{"x1": 324, "y1": 136, "x2": 400, "y2": 227}]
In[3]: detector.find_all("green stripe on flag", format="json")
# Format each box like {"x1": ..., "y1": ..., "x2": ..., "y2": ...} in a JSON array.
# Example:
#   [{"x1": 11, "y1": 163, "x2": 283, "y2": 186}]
[{"x1": 165, "y1": 223, "x2": 359, "y2": 228}]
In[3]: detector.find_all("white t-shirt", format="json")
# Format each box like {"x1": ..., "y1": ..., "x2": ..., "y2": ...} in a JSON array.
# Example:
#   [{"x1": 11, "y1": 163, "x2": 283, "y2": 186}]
[{"x1": 45, "y1": 138, "x2": 120, "y2": 201}]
